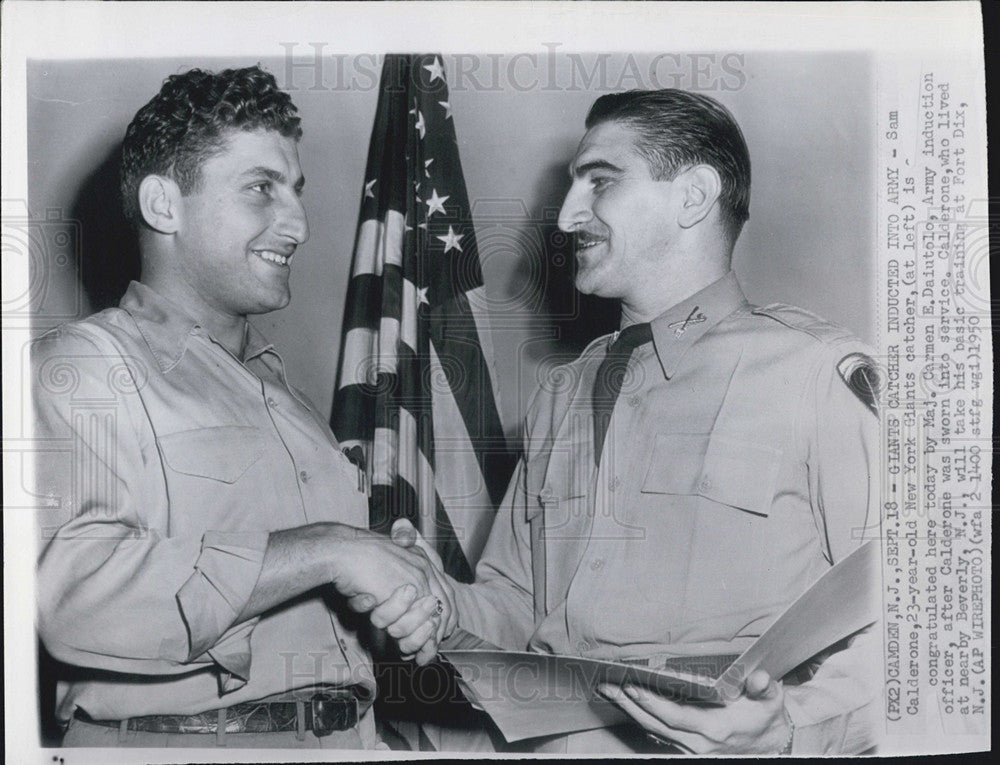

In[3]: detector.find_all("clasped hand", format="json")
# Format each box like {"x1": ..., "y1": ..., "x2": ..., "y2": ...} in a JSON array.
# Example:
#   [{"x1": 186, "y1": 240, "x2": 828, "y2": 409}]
[
  {"x1": 597, "y1": 669, "x2": 791, "y2": 754},
  {"x1": 337, "y1": 520, "x2": 455, "y2": 665}
]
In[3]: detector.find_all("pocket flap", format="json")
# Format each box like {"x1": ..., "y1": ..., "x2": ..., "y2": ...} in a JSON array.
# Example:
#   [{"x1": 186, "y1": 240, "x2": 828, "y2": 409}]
[
  {"x1": 540, "y1": 438, "x2": 589, "y2": 501},
  {"x1": 158, "y1": 426, "x2": 264, "y2": 484},
  {"x1": 641, "y1": 432, "x2": 780, "y2": 516}
]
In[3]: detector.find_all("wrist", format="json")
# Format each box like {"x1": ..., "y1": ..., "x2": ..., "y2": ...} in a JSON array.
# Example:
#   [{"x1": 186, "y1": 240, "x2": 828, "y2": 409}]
[{"x1": 320, "y1": 522, "x2": 359, "y2": 585}]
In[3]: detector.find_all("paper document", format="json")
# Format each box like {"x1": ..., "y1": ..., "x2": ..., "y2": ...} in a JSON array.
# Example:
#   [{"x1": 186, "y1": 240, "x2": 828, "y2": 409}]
[{"x1": 441, "y1": 540, "x2": 880, "y2": 742}]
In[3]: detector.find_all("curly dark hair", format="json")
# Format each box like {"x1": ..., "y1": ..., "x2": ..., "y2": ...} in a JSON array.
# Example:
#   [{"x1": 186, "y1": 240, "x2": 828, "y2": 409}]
[
  {"x1": 120, "y1": 65, "x2": 302, "y2": 227},
  {"x1": 586, "y1": 89, "x2": 751, "y2": 243}
]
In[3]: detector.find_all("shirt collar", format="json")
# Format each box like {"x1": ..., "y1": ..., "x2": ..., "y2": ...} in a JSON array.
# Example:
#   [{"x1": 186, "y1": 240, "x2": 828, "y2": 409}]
[
  {"x1": 646, "y1": 271, "x2": 748, "y2": 379},
  {"x1": 119, "y1": 281, "x2": 275, "y2": 372}
]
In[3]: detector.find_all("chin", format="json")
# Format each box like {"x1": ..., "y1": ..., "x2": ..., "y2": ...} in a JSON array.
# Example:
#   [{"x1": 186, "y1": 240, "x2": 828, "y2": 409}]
[
  {"x1": 574, "y1": 272, "x2": 598, "y2": 296},
  {"x1": 247, "y1": 291, "x2": 291, "y2": 315},
  {"x1": 575, "y1": 274, "x2": 613, "y2": 299}
]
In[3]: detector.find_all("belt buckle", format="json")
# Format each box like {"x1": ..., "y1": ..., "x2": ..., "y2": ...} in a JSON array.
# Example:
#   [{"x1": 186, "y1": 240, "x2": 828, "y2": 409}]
[{"x1": 309, "y1": 691, "x2": 357, "y2": 738}]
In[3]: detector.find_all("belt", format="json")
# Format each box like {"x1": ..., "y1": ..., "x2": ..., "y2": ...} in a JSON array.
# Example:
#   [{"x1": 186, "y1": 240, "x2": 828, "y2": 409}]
[{"x1": 74, "y1": 690, "x2": 358, "y2": 738}]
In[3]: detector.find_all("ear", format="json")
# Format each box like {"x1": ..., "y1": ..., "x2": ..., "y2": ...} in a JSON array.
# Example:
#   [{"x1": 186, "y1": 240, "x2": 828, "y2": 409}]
[
  {"x1": 137, "y1": 174, "x2": 182, "y2": 234},
  {"x1": 675, "y1": 164, "x2": 722, "y2": 230}
]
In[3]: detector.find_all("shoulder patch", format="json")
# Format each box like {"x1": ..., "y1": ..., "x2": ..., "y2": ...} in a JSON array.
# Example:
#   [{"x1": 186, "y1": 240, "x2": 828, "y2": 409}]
[
  {"x1": 752, "y1": 303, "x2": 853, "y2": 345},
  {"x1": 837, "y1": 352, "x2": 880, "y2": 417}
]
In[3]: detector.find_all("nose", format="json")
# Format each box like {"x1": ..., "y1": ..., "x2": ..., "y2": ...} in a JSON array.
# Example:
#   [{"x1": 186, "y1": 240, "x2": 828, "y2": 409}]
[
  {"x1": 278, "y1": 192, "x2": 310, "y2": 245},
  {"x1": 557, "y1": 181, "x2": 592, "y2": 233}
]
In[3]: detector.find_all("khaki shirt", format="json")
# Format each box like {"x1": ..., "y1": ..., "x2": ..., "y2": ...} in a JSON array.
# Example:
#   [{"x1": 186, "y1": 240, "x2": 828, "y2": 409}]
[
  {"x1": 453, "y1": 272, "x2": 880, "y2": 753},
  {"x1": 33, "y1": 282, "x2": 376, "y2": 741}
]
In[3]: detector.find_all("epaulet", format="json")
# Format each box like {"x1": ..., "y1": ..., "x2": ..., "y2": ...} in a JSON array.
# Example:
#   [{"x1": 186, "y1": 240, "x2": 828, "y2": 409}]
[{"x1": 751, "y1": 303, "x2": 854, "y2": 346}]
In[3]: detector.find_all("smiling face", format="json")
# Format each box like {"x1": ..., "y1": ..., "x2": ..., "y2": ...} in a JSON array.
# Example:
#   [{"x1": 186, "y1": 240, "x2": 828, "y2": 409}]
[
  {"x1": 558, "y1": 120, "x2": 683, "y2": 304},
  {"x1": 172, "y1": 128, "x2": 309, "y2": 321}
]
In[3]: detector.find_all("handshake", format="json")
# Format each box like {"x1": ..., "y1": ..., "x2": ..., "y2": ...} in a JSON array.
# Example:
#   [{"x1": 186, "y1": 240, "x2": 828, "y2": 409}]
[{"x1": 337, "y1": 519, "x2": 457, "y2": 666}]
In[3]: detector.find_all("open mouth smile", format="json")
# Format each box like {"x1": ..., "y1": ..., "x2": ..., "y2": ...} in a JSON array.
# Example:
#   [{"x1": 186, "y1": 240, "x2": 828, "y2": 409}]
[
  {"x1": 252, "y1": 249, "x2": 294, "y2": 266},
  {"x1": 575, "y1": 233, "x2": 607, "y2": 251}
]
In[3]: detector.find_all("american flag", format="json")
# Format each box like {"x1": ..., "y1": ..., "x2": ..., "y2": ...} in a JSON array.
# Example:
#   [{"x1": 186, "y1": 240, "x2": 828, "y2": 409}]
[{"x1": 331, "y1": 54, "x2": 514, "y2": 582}]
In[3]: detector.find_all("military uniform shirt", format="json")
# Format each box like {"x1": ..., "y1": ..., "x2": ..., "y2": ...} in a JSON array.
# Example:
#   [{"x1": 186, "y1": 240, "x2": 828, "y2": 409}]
[
  {"x1": 452, "y1": 272, "x2": 880, "y2": 754},
  {"x1": 33, "y1": 281, "x2": 377, "y2": 745}
]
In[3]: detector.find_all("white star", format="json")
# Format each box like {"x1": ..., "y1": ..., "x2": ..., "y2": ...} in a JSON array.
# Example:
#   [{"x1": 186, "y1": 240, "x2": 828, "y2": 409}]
[
  {"x1": 438, "y1": 100, "x2": 453, "y2": 119},
  {"x1": 424, "y1": 189, "x2": 449, "y2": 217},
  {"x1": 409, "y1": 98, "x2": 419, "y2": 116},
  {"x1": 364, "y1": 178, "x2": 377, "y2": 199},
  {"x1": 414, "y1": 181, "x2": 421, "y2": 193},
  {"x1": 423, "y1": 57, "x2": 445, "y2": 84},
  {"x1": 418, "y1": 222, "x2": 428, "y2": 231},
  {"x1": 414, "y1": 111, "x2": 426, "y2": 139},
  {"x1": 437, "y1": 225, "x2": 463, "y2": 253},
  {"x1": 416, "y1": 286, "x2": 430, "y2": 305},
  {"x1": 424, "y1": 158, "x2": 434, "y2": 178}
]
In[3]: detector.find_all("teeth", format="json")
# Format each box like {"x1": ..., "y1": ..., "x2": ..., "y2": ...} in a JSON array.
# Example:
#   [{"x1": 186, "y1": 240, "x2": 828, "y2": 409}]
[{"x1": 254, "y1": 250, "x2": 292, "y2": 265}]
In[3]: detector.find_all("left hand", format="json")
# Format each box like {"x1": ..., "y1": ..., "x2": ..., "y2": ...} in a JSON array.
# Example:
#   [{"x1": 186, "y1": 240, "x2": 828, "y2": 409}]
[{"x1": 597, "y1": 669, "x2": 791, "y2": 754}]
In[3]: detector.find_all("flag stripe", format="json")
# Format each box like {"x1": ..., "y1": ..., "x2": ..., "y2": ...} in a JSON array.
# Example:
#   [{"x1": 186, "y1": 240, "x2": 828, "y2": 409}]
[
  {"x1": 353, "y1": 214, "x2": 407, "y2": 277},
  {"x1": 428, "y1": 339, "x2": 500, "y2": 565},
  {"x1": 331, "y1": 54, "x2": 514, "y2": 587},
  {"x1": 430, "y1": 293, "x2": 515, "y2": 507},
  {"x1": 341, "y1": 275, "x2": 383, "y2": 334}
]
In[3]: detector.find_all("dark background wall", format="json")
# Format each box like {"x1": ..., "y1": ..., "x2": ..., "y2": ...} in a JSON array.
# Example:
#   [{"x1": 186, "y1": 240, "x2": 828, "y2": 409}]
[{"x1": 27, "y1": 52, "x2": 874, "y2": 438}]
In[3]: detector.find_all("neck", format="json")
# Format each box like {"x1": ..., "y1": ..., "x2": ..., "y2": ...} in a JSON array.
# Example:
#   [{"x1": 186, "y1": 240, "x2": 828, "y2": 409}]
[
  {"x1": 620, "y1": 235, "x2": 731, "y2": 327},
  {"x1": 620, "y1": 267, "x2": 728, "y2": 328},
  {"x1": 142, "y1": 269, "x2": 248, "y2": 359}
]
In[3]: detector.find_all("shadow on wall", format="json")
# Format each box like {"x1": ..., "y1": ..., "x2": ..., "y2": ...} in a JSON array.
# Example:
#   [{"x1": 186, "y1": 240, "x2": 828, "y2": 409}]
[
  {"x1": 523, "y1": 160, "x2": 619, "y2": 358},
  {"x1": 36, "y1": 143, "x2": 138, "y2": 746},
  {"x1": 71, "y1": 143, "x2": 140, "y2": 312}
]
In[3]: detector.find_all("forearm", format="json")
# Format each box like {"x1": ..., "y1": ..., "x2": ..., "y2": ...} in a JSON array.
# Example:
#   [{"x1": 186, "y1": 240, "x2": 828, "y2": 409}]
[
  {"x1": 451, "y1": 576, "x2": 535, "y2": 650},
  {"x1": 235, "y1": 522, "x2": 344, "y2": 623}
]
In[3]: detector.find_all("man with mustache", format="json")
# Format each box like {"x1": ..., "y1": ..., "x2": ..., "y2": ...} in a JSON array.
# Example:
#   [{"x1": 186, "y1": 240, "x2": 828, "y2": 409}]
[
  {"x1": 380, "y1": 89, "x2": 880, "y2": 754},
  {"x1": 33, "y1": 65, "x2": 452, "y2": 749}
]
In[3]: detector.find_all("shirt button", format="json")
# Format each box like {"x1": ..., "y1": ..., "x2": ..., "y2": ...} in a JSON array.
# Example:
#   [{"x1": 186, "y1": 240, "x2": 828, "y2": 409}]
[
  {"x1": 339, "y1": 638, "x2": 348, "y2": 652},
  {"x1": 299, "y1": 470, "x2": 309, "y2": 483},
  {"x1": 628, "y1": 395, "x2": 641, "y2": 407},
  {"x1": 576, "y1": 640, "x2": 590, "y2": 653},
  {"x1": 608, "y1": 476, "x2": 621, "y2": 491},
  {"x1": 267, "y1": 397, "x2": 278, "y2": 408},
  {"x1": 699, "y1": 477, "x2": 711, "y2": 492},
  {"x1": 590, "y1": 558, "x2": 605, "y2": 571}
]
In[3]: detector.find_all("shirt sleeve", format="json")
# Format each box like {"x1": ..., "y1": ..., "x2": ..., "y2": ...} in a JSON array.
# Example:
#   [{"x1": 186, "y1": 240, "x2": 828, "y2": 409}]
[
  {"x1": 33, "y1": 326, "x2": 266, "y2": 690},
  {"x1": 785, "y1": 340, "x2": 882, "y2": 753}
]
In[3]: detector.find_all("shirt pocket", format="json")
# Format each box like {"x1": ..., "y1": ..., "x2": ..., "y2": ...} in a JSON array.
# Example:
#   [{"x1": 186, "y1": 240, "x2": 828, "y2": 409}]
[
  {"x1": 527, "y1": 434, "x2": 590, "y2": 538},
  {"x1": 159, "y1": 426, "x2": 265, "y2": 483},
  {"x1": 640, "y1": 432, "x2": 781, "y2": 639},
  {"x1": 157, "y1": 426, "x2": 270, "y2": 534}
]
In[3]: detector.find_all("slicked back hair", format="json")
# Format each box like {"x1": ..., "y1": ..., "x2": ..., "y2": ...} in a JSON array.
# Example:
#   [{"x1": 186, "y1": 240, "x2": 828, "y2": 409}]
[
  {"x1": 120, "y1": 65, "x2": 302, "y2": 228},
  {"x1": 586, "y1": 89, "x2": 751, "y2": 243}
]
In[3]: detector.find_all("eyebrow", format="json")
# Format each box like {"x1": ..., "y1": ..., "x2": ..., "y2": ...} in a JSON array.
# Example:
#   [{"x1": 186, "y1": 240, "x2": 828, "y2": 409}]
[
  {"x1": 569, "y1": 159, "x2": 624, "y2": 179},
  {"x1": 242, "y1": 166, "x2": 306, "y2": 192}
]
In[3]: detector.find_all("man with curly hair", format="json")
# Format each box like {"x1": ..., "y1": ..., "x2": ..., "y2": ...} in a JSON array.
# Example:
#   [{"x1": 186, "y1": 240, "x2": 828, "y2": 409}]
[{"x1": 33, "y1": 65, "x2": 453, "y2": 749}]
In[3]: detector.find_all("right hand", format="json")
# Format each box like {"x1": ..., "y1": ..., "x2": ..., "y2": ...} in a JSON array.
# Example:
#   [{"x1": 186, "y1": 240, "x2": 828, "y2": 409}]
[
  {"x1": 327, "y1": 524, "x2": 451, "y2": 624},
  {"x1": 347, "y1": 519, "x2": 458, "y2": 645}
]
